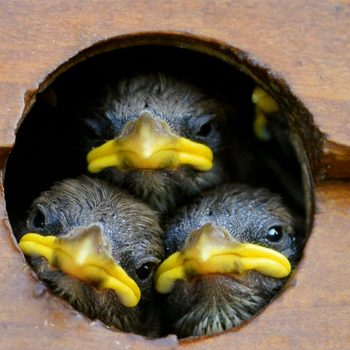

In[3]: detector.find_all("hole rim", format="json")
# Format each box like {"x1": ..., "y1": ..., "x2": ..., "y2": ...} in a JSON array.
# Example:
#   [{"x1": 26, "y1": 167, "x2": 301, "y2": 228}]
[{"x1": 3, "y1": 31, "x2": 324, "y2": 343}]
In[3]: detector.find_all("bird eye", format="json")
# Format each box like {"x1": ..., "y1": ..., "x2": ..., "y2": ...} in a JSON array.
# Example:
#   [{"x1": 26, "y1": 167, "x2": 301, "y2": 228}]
[
  {"x1": 136, "y1": 262, "x2": 156, "y2": 280},
  {"x1": 266, "y1": 226, "x2": 284, "y2": 242},
  {"x1": 32, "y1": 208, "x2": 46, "y2": 229},
  {"x1": 196, "y1": 119, "x2": 213, "y2": 137}
]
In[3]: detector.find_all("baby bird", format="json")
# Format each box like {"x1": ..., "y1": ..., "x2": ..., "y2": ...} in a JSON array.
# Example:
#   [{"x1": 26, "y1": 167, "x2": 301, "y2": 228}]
[
  {"x1": 82, "y1": 73, "x2": 235, "y2": 213},
  {"x1": 16, "y1": 176, "x2": 164, "y2": 337},
  {"x1": 155, "y1": 184, "x2": 299, "y2": 338}
]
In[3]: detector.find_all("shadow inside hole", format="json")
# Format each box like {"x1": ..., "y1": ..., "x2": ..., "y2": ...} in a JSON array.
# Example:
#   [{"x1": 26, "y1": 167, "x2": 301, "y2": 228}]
[{"x1": 4, "y1": 45, "x2": 307, "y2": 338}]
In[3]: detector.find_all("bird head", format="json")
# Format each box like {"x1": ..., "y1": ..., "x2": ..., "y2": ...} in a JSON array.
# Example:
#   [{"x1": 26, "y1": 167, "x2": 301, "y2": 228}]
[
  {"x1": 155, "y1": 184, "x2": 298, "y2": 338},
  {"x1": 82, "y1": 73, "x2": 233, "y2": 213},
  {"x1": 17, "y1": 176, "x2": 164, "y2": 335}
]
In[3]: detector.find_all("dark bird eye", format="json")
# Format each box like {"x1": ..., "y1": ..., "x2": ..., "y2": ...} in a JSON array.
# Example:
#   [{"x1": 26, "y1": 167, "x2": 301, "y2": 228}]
[
  {"x1": 266, "y1": 226, "x2": 284, "y2": 242},
  {"x1": 32, "y1": 209, "x2": 46, "y2": 229},
  {"x1": 196, "y1": 119, "x2": 213, "y2": 137},
  {"x1": 136, "y1": 263, "x2": 155, "y2": 280}
]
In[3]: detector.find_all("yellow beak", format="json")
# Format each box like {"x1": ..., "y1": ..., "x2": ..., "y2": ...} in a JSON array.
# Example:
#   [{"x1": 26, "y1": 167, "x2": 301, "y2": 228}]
[
  {"x1": 252, "y1": 87, "x2": 279, "y2": 141},
  {"x1": 19, "y1": 225, "x2": 141, "y2": 308},
  {"x1": 252, "y1": 87, "x2": 279, "y2": 114},
  {"x1": 87, "y1": 113, "x2": 213, "y2": 173},
  {"x1": 155, "y1": 223, "x2": 291, "y2": 294}
]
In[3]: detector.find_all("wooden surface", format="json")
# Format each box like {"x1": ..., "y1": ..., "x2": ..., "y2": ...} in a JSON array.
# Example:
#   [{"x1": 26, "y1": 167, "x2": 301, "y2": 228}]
[{"x1": 0, "y1": 1, "x2": 350, "y2": 349}]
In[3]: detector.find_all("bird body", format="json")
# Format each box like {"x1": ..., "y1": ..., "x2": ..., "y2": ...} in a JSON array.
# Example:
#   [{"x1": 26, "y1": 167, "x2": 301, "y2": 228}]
[
  {"x1": 17, "y1": 176, "x2": 164, "y2": 337},
  {"x1": 156, "y1": 184, "x2": 299, "y2": 338}
]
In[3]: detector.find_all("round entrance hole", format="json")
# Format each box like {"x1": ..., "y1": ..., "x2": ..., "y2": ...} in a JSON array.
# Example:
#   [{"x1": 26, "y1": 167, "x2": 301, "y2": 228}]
[{"x1": 4, "y1": 35, "x2": 323, "y2": 340}]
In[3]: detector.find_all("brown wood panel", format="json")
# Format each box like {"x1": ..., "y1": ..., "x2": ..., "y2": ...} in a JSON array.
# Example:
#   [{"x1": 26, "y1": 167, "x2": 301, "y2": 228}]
[
  {"x1": 0, "y1": 1, "x2": 350, "y2": 349},
  {"x1": 0, "y1": 1, "x2": 350, "y2": 147}
]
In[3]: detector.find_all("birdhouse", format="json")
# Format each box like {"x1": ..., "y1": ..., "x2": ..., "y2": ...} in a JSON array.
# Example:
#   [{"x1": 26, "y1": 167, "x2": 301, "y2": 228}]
[{"x1": 1, "y1": 1, "x2": 349, "y2": 349}]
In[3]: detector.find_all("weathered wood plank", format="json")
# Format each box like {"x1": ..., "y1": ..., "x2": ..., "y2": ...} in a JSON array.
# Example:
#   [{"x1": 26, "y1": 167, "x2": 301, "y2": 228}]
[{"x1": 0, "y1": 1, "x2": 349, "y2": 349}]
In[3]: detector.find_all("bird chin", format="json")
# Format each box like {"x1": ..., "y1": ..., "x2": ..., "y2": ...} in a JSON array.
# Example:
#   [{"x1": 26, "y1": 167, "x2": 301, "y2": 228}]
[
  {"x1": 167, "y1": 273, "x2": 278, "y2": 338},
  {"x1": 190, "y1": 272, "x2": 245, "y2": 284},
  {"x1": 101, "y1": 160, "x2": 226, "y2": 214},
  {"x1": 28, "y1": 256, "x2": 148, "y2": 335},
  {"x1": 102, "y1": 167, "x2": 209, "y2": 213}
]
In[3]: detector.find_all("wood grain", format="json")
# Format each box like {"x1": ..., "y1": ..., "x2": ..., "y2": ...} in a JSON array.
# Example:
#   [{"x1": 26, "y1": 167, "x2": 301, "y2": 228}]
[{"x1": 0, "y1": 1, "x2": 349, "y2": 349}]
